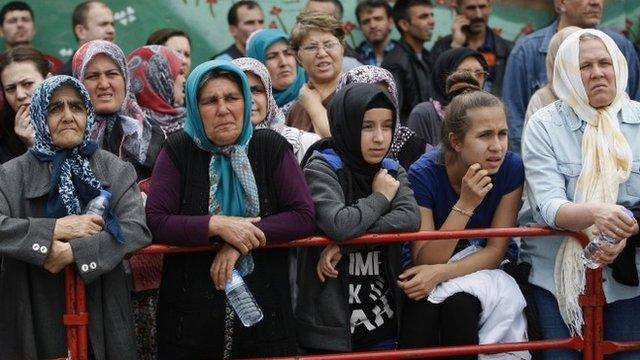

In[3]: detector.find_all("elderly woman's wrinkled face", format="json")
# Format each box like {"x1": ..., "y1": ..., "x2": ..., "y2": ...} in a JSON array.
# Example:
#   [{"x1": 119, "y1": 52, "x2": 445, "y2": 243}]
[
  {"x1": 297, "y1": 29, "x2": 343, "y2": 85},
  {"x1": 198, "y1": 76, "x2": 245, "y2": 146},
  {"x1": 265, "y1": 40, "x2": 297, "y2": 91},
  {"x1": 1, "y1": 61, "x2": 46, "y2": 112},
  {"x1": 579, "y1": 38, "x2": 616, "y2": 108},
  {"x1": 82, "y1": 53, "x2": 125, "y2": 115},
  {"x1": 47, "y1": 86, "x2": 87, "y2": 149},
  {"x1": 246, "y1": 72, "x2": 267, "y2": 125}
]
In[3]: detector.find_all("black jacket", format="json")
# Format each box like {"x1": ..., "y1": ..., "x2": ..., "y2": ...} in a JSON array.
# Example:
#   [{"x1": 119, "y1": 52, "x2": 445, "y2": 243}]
[
  {"x1": 431, "y1": 31, "x2": 513, "y2": 97},
  {"x1": 382, "y1": 40, "x2": 434, "y2": 125}
]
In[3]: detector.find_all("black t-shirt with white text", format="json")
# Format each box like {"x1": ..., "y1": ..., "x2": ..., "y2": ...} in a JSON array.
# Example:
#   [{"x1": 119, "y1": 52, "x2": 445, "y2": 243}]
[{"x1": 347, "y1": 246, "x2": 396, "y2": 350}]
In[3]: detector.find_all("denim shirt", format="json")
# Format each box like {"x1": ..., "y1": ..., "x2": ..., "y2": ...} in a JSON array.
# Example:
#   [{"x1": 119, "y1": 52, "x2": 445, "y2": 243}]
[
  {"x1": 502, "y1": 20, "x2": 640, "y2": 155},
  {"x1": 519, "y1": 99, "x2": 640, "y2": 303},
  {"x1": 357, "y1": 39, "x2": 397, "y2": 67}
]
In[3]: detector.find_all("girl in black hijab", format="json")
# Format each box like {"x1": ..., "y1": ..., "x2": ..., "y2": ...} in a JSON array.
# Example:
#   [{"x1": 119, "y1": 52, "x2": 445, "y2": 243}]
[
  {"x1": 296, "y1": 83, "x2": 420, "y2": 353},
  {"x1": 407, "y1": 48, "x2": 489, "y2": 145}
]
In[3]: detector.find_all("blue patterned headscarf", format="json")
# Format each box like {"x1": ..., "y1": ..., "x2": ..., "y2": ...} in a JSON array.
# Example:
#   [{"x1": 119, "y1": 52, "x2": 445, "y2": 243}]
[
  {"x1": 30, "y1": 75, "x2": 125, "y2": 243},
  {"x1": 184, "y1": 60, "x2": 259, "y2": 220},
  {"x1": 246, "y1": 29, "x2": 306, "y2": 108}
]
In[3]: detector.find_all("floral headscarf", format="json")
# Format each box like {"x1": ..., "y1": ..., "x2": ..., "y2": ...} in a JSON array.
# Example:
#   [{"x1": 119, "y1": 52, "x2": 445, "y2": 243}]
[
  {"x1": 30, "y1": 75, "x2": 125, "y2": 243},
  {"x1": 128, "y1": 45, "x2": 186, "y2": 135},
  {"x1": 232, "y1": 57, "x2": 307, "y2": 156},
  {"x1": 72, "y1": 40, "x2": 150, "y2": 164},
  {"x1": 336, "y1": 65, "x2": 416, "y2": 160},
  {"x1": 552, "y1": 29, "x2": 632, "y2": 336}
]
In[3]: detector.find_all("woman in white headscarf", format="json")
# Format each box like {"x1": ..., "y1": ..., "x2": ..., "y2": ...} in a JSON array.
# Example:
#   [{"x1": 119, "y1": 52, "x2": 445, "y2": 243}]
[{"x1": 520, "y1": 29, "x2": 640, "y2": 360}]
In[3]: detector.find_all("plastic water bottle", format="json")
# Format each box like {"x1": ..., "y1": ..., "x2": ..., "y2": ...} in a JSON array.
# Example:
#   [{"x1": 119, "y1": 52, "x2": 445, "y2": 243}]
[
  {"x1": 84, "y1": 190, "x2": 111, "y2": 218},
  {"x1": 225, "y1": 270, "x2": 263, "y2": 327},
  {"x1": 582, "y1": 208, "x2": 634, "y2": 269}
]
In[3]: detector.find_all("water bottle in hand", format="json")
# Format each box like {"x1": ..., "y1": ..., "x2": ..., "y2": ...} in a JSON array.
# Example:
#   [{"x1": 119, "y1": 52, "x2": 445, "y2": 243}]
[
  {"x1": 225, "y1": 270, "x2": 263, "y2": 327},
  {"x1": 84, "y1": 190, "x2": 111, "y2": 218},
  {"x1": 583, "y1": 208, "x2": 634, "y2": 269}
]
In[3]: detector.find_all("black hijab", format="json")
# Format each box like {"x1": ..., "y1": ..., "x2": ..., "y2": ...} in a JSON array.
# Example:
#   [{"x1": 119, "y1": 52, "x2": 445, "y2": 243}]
[
  {"x1": 431, "y1": 47, "x2": 488, "y2": 105},
  {"x1": 312, "y1": 83, "x2": 397, "y2": 203}
]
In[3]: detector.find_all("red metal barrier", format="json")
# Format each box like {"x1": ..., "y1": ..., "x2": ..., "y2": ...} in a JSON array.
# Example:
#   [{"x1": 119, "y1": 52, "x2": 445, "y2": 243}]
[{"x1": 64, "y1": 227, "x2": 613, "y2": 360}]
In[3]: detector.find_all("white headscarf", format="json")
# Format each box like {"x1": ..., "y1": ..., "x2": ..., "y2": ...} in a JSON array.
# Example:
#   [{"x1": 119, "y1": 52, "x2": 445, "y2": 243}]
[{"x1": 552, "y1": 29, "x2": 632, "y2": 336}]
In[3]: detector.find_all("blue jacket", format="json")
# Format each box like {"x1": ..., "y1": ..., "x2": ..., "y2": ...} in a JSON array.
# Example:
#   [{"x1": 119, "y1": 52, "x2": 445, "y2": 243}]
[{"x1": 502, "y1": 20, "x2": 640, "y2": 154}]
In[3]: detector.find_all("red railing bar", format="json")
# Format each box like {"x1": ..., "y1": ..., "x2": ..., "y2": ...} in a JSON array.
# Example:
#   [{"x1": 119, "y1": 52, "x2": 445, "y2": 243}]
[
  {"x1": 66, "y1": 227, "x2": 598, "y2": 360},
  {"x1": 136, "y1": 227, "x2": 589, "y2": 255},
  {"x1": 64, "y1": 266, "x2": 78, "y2": 360},
  {"x1": 260, "y1": 338, "x2": 583, "y2": 360},
  {"x1": 600, "y1": 341, "x2": 640, "y2": 355},
  {"x1": 76, "y1": 278, "x2": 88, "y2": 360}
]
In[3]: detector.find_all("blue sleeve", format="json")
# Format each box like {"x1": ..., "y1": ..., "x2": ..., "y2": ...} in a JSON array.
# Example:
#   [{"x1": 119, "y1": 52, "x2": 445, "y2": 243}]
[
  {"x1": 408, "y1": 157, "x2": 436, "y2": 209},
  {"x1": 499, "y1": 152, "x2": 525, "y2": 195},
  {"x1": 615, "y1": 35, "x2": 640, "y2": 101},
  {"x1": 502, "y1": 43, "x2": 529, "y2": 155}
]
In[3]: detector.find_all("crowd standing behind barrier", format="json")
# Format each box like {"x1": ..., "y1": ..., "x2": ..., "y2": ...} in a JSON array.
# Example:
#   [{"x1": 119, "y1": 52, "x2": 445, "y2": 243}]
[{"x1": 2, "y1": 0, "x2": 640, "y2": 359}]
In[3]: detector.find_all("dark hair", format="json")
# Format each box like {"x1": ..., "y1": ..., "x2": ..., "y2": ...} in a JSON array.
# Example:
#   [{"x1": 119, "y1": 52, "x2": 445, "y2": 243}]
[
  {"x1": 355, "y1": 0, "x2": 392, "y2": 24},
  {"x1": 392, "y1": 0, "x2": 432, "y2": 35},
  {"x1": 0, "y1": 47, "x2": 51, "y2": 81},
  {"x1": 71, "y1": 1, "x2": 107, "y2": 42},
  {"x1": 0, "y1": 47, "x2": 49, "y2": 160},
  {"x1": 308, "y1": 0, "x2": 344, "y2": 20},
  {"x1": 228, "y1": 1, "x2": 261, "y2": 26},
  {"x1": 440, "y1": 71, "x2": 506, "y2": 155},
  {"x1": 0, "y1": 1, "x2": 33, "y2": 25},
  {"x1": 146, "y1": 28, "x2": 192, "y2": 46}
]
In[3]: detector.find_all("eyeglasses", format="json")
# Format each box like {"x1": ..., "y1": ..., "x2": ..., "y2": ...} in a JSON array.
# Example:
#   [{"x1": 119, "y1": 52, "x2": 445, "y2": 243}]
[
  {"x1": 299, "y1": 41, "x2": 342, "y2": 55},
  {"x1": 459, "y1": 69, "x2": 490, "y2": 79}
]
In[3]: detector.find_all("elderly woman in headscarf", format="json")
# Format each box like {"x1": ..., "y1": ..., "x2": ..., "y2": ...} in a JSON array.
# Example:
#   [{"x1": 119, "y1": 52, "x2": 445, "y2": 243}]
[
  {"x1": 297, "y1": 83, "x2": 420, "y2": 353},
  {"x1": 246, "y1": 29, "x2": 306, "y2": 115},
  {"x1": 0, "y1": 75, "x2": 150, "y2": 359},
  {"x1": 407, "y1": 48, "x2": 489, "y2": 146},
  {"x1": 521, "y1": 29, "x2": 640, "y2": 360},
  {"x1": 336, "y1": 65, "x2": 427, "y2": 170},
  {"x1": 145, "y1": 60, "x2": 316, "y2": 359},
  {"x1": 72, "y1": 40, "x2": 163, "y2": 179},
  {"x1": 232, "y1": 57, "x2": 320, "y2": 163}
]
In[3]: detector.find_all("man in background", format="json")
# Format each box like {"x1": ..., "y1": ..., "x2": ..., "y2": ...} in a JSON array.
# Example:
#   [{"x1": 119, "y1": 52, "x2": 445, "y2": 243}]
[
  {"x1": 213, "y1": 0, "x2": 264, "y2": 61},
  {"x1": 355, "y1": 0, "x2": 397, "y2": 67}
]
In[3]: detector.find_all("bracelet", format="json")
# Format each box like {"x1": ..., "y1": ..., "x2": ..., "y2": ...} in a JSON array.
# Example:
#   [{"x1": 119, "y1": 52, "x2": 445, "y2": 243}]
[{"x1": 452, "y1": 205, "x2": 474, "y2": 217}]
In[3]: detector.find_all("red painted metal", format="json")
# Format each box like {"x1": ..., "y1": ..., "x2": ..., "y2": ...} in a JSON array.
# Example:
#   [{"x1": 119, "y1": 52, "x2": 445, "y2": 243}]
[
  {"x1": 64, "y1": 266, "x2": 78, "y2": 360},
  {"x1": 66, "y1": 227, "x2": 614, "y2": 360}
]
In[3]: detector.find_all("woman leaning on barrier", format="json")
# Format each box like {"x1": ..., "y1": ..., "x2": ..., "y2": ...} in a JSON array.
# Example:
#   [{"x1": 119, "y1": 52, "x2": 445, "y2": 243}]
[
  {"x1": 145, "y1": 60, "x2": 315, "y2": 359},
  {"x1": 520, "y1": 29, "x2": 640, "y2": 360},
  {"x1": 0, "y1": 75, "x2": 150, "y2": 360},
  {"x1": 398, "y1": 71, "x2": 527, "y2": 359},
  {"x1": 297, "y1": 83, "x2": 421, "y2": 353}
]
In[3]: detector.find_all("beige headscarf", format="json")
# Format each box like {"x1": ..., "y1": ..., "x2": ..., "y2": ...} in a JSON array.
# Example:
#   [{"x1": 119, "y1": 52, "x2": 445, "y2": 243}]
[
  {"x1": 525, "y1": 26, "x2": 581, "y2": 123},
  {"x1": 552, "y1": 29, "x2": 632, "y2": 336}
]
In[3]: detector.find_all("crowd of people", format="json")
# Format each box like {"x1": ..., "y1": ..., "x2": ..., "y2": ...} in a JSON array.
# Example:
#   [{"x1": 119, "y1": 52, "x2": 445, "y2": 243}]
[{"x1": 1, "y1": 0, "x2": 640, "y2": 359}]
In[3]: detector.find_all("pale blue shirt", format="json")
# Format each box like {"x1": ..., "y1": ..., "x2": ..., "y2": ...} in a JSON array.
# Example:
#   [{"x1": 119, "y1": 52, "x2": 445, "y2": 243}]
[{"x1": 519, "y1": 99, "x2": 640, "y2": 303}]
